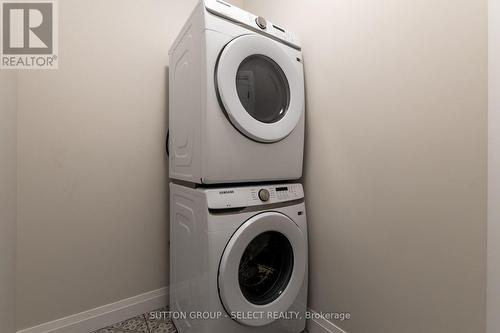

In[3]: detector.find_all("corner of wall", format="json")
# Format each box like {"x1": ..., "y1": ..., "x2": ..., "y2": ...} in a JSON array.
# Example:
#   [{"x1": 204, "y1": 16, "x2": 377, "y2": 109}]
[{"x1": 0, "y1": 71, "x2": 18, "y2": 333}]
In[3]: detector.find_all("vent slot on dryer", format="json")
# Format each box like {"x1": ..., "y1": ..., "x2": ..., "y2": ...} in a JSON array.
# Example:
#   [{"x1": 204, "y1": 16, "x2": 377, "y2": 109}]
[{"x1": 273, "y1": 24, "x2": 285, "y2": 33}]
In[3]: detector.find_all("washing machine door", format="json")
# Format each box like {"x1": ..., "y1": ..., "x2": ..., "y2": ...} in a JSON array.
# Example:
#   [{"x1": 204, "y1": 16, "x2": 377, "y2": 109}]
[
  {"x1": 218, "y1": 211, "x2": 307, "y2": 327},
  {"x1": 216, "y1": 34, "x2": 304, "y2": 143}
]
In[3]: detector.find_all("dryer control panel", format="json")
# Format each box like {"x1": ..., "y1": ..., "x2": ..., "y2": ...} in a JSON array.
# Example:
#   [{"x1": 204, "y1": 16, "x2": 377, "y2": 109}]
[
  {"x1": 204, "y1": 0, "x2": 301, "y2": 49},
  {"x1": 205, "y1": 183, "x2": 304, "y2": 209}
]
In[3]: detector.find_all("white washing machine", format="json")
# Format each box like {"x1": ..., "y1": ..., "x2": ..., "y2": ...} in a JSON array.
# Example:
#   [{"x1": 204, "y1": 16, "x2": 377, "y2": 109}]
[
  {"x1": 168, "y1": 0, "x2": 305, "y2": 184},
  {"x1": 170, "y1": 182, "x2": 308, "y2": 333}
]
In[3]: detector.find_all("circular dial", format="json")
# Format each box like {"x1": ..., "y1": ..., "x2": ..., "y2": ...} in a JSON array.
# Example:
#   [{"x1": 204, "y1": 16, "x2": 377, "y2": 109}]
[
  {"x1": 258, "y1": 189, "x2": 270, "y2": 202},
  {"x1": 255, "y1": 16, "x2": 267, "y2": 29}
]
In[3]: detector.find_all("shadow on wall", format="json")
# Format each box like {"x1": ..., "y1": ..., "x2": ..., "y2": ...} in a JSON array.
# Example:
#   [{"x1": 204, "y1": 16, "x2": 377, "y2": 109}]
[
  {"x1": 165, "y1": 65, "x2": 170, "y2": 286},
  {"x1": 301, "y1": 67, "x2": 312, "y2": 307}
]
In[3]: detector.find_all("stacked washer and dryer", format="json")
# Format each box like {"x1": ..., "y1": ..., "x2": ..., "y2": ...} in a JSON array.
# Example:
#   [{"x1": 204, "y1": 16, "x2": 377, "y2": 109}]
[{"x1": 168, "y1": 1, "x2": 307, "y2": 332}]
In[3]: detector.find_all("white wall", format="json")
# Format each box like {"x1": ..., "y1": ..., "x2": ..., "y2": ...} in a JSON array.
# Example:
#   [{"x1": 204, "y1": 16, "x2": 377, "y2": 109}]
[
  {"x1": 243, "y1": 1, "x2": 487, "y2": 332},
  {"x1": 0, "y1": 72, "x2": 17, "y2": 333},
  {"x1": 488, "y1": 0, "x2": 500, "y2": 332},
  {"x1": 14, "y1": 0, "x2": 249, "y2": 329}
]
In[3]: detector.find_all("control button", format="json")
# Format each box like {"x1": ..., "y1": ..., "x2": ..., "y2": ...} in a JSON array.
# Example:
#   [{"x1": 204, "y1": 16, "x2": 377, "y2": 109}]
[
  {"x1": 258, "y1": 189, "x2": 270, "y2": 202},
  {"x1": 255, "y1": 16, "x2": 267, "y2": 29}
]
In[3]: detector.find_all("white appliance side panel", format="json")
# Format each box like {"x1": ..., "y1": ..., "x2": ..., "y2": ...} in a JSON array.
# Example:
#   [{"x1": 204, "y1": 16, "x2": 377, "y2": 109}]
[
  {"x1": 169, "y1": 5, "x2": 204, "y2": 183},
  {"x1": 170, "y1": 183, "x2": 209, "y2": 333}
]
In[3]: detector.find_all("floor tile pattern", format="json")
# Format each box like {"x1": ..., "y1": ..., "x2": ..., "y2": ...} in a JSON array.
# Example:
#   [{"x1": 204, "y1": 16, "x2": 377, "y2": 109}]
[{"x1": 91, "y1": 307, "x2": 177, "y2": 333}]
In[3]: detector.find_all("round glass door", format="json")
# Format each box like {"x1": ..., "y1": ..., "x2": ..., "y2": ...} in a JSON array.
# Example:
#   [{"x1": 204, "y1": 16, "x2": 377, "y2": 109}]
[
  {"x1": 239, "y1": 231, "x2": 294, "y2": 305},
  {"x1": 216, "y1": 35, "x2": 304, "y2": 143},
  {"x1": 218, "y1": 212, "x2": 307, "y2": 327},
  {"x1": 236, "y1": 55, "x2": 290, "y2": 124}
]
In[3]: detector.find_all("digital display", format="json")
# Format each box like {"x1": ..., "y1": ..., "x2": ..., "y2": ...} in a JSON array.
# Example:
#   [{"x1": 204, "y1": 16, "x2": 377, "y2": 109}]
[{"x1": 276, "y1": 187, "x2": 288, "y2": 192}]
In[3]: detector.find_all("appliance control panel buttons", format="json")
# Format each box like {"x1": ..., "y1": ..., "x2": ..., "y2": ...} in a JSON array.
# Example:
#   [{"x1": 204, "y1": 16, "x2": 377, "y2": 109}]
[
  {"x1": 258, "y1": 189, "x2": 270, "y2": 201},
  {"x1": 255, "y1": 16, "x2": 267, "y2": 29},
  {"x1": 205, "y1": 183, "x2": 304, "y2": 209}
]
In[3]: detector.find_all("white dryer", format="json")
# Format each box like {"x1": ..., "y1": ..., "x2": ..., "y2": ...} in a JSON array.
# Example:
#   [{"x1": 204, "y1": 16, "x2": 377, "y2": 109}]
[
  {"x1": 169, "y1": 0, "x2": 305, "y2": 184},
  {"x1": 170, "y1": 182, "x2": 308, "y2": 333}
]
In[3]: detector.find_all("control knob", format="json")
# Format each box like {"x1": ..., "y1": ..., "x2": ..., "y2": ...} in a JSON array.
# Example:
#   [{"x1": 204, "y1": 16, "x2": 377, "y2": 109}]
[
  {"x1": 258, "y1": 189, "x2": 270, "y2": 202},
  {"x1": 255, "y1": 16, "x2": 267, "y2": 29}
]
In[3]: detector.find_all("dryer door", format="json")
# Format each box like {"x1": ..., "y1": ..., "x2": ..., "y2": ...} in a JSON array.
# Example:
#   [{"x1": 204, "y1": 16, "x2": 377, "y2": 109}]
[
  {"x1": 218, "y1": 211, "x2": 307, "y2": 327},
  {"x1": 216, "y1": 35, "x2": 304, "y2": 143}
]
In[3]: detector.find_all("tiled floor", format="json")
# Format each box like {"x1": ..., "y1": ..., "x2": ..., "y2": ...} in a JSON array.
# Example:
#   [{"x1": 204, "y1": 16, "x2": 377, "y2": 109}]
[{"x1": 91, "y1": 307, "x2": 177, "y2": 333}]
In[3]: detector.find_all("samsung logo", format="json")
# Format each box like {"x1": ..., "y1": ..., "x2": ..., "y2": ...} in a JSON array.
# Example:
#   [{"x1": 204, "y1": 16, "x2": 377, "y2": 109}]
[{"x1": 219, "y1": 190, "x2": 234, "y2": 194}]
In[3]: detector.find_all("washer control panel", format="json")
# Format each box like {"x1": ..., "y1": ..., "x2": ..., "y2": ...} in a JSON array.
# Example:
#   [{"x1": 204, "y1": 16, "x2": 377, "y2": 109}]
[
  {"x1": 205, "y1": 0, "x2": 301, "y2": 49},
  {"x1": 206, "y1": 183, "x2": 304, "y2": 209}
]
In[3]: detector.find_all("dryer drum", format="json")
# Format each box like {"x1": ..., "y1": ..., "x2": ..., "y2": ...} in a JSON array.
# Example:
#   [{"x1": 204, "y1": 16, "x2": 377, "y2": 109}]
[{"x1": 235, "y1": 55, "x2": 291, "y2": 124}]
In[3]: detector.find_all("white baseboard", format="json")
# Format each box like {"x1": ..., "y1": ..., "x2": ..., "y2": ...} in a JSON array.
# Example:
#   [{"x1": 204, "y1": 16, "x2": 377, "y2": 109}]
[
  {"x1": 306, "y1": 309, "x2": 348, "y2": 333},
  {"x1": 17, "y1": 287, "x2": 169, "y2": 333},
  {"x1": 17, "y1": 290, "x2": 344, "y2": 333}
]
